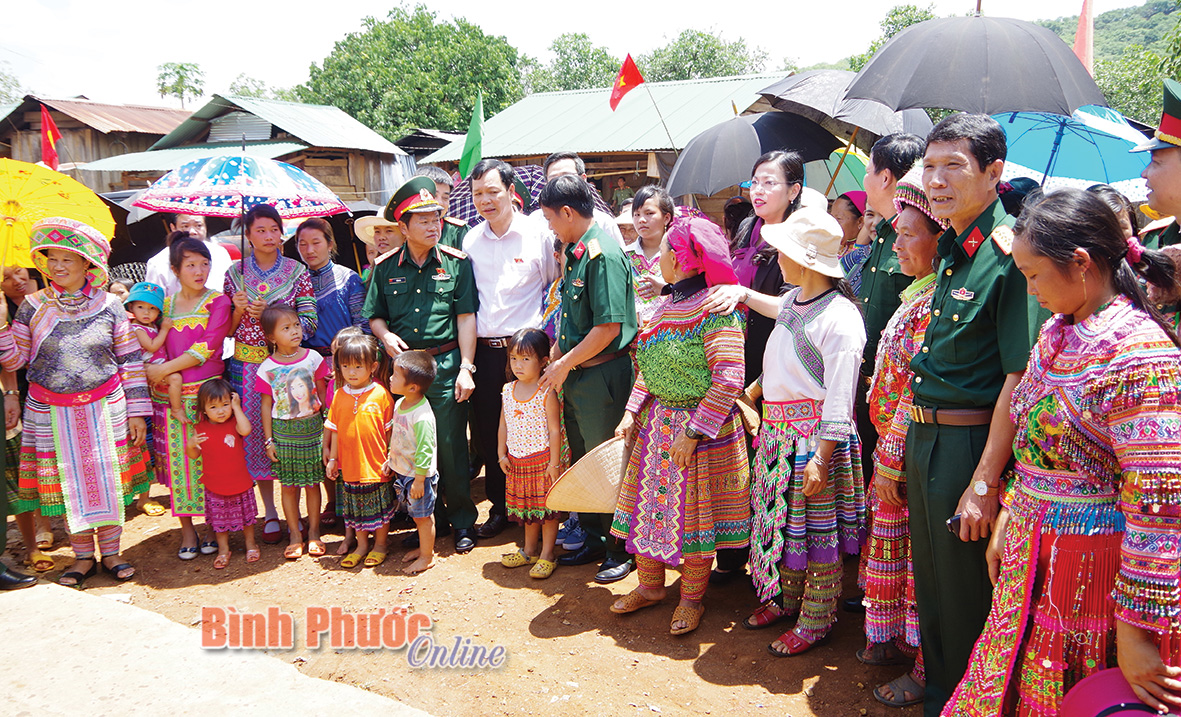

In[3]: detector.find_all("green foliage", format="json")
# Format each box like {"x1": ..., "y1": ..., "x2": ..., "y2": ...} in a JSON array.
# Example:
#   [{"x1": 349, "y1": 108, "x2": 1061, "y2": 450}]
[
  {"x1": 636, "y1": 30, "x2": 767, "y2": 82},
  {"x1": 849, "y1": 4, "x2": 937, "y2": 72},
  {"x1": 803, "y1": 58, "x2": 852, "y2": 72},
  {"x1": 156, "y1": 62, "x2": 204, "y2": 109},
  {"x1": 1095, "y1": 44, "x2": 1165, "y2": 124},
  {"x1": 228, "y1": 74, "x2": 270, "y2": 99},
  {"x1": 299, "y1": 4, "x2": 524, "y2": 140},
  {"x1": 525, "y1": 33, "x2": 620, "y2": 93},
  {"x1": 0, "y1": 61, "x2": 24, "y2": 104},
  {"x1": 1038, "y1": 0, "x2": 1178, "y2": 61}
]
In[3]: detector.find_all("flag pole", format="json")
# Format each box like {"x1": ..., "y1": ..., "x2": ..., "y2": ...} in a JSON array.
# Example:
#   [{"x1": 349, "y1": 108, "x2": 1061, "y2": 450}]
[{"x1": 643, "y1": 84, "x2": 680, "y2": 159}]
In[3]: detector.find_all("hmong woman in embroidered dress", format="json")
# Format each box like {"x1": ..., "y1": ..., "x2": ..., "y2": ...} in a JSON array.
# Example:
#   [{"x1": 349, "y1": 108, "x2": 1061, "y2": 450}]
[
  {"x1": 709, "y1": 207, "x2": 867, "y2": 656},
  {"x1": 610, "y1": 216, "x2": 750, "y2": 636},
  {"x1": 0, "y1": 218, "x2": 151, "y2": 588},
  {"x1": 625, "y1": 185, "x2": 673, "y2": 329},
  {"x1": 144, "y1": 237, "x2": 231, "y2": 560},
  {"x1": 859, "y1": 168, "x2": 946, "y2": 708},
  {"x1": 945, "y1": 189, "x2": 1181, "y2": 716},
  {"x1": 225, "y1": 204, "x2": 317, "y2": 545}
]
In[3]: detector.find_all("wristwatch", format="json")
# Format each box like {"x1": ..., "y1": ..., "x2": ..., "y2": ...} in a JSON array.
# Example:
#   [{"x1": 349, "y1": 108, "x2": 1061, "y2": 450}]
[
  {"x1": 684, "y1": 427, "x2": 705, "y2": 440},
  {"x1": 459, "y1": 363, "x2": 477, "y2": 374},
  {"x1": 972, "y1": 480, "x2": 998, "y2": 497}
]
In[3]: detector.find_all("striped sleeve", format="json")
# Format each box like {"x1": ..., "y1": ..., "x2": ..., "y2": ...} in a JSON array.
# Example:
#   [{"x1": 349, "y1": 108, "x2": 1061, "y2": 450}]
[{"x1": 688, "y1": 309, "x2": 746, "y2": 439}]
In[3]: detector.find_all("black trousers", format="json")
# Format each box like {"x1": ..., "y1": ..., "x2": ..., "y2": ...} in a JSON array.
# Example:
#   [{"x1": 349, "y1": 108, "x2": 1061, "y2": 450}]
[
  {"x1": 854, "y1": 373, "x2": 877, "y2": 487},
  {"x1": 471, "y1": 343, "x2": 509, "y2": 516}
]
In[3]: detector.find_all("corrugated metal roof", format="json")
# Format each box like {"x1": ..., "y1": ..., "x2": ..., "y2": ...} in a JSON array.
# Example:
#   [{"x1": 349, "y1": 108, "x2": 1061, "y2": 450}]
[
  {"x1": 79, "y1": 140, "x2": 307, "y2": 172},
  {"x1": 152, "y1": 95, "x2": 405, "y2": 156},
  {"x1": 34, "y1": 96, "x2": 191, "y2": 135},
  {"x1": 423, "y1": 73, "x2": 788, "y2": 163}
]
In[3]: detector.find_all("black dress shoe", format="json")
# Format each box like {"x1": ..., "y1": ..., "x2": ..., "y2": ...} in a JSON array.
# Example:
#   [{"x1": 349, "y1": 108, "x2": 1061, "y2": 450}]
[
  {"x1": 0, "y1": 565, "x2": 36, "y2": 590},
  {"x1": 454, "y1": 529, "x2": 477, "y2": 554},
  {"x1": 476, "y1": 513, "x2": 508, "y2": 539},
  {"x1": 557, "y1": 544, "x2": 606, "y2": 566},
  {"x1": 595, "y1": 558, "x2": 634, "y2": 584}
]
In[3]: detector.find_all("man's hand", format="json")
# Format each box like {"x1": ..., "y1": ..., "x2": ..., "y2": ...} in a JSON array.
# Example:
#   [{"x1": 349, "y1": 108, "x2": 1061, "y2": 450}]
[
  {"x1": 954, "y1": 481, "x2": 999, "y2": 542},
  {"x1": 380, "y1": 331, "x2": 408, "y2": 358},
  {"x1": 539, "y1": 356, "x2": 572, "y2": 393},
  {"x1": 455, "y1": 367, "x2": 474, "y2": 402}
]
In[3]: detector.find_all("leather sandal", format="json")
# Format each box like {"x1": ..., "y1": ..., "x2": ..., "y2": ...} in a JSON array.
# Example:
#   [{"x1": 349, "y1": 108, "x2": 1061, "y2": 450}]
[
  {"x1": 610, "y1": 588, "x2": 663, "y2": 614},
  {"x1": 670, "y1": 603, "x2": 705, "y2": 636},
  {"x1": 742, "y1": 601, "x2": 795, "y2": 630},
  {"x1": 101, "y1": 557, "x2": 135, "y2": 581},
  {"x1": 768, "y1": 627, "x2": 831, "y2": 657},
  {"x1": 59, "y1": 558, "x2": 98, "y2": 589},
  {"x1": 874, "y1": 673, "x2": 925, "y2": 707}
]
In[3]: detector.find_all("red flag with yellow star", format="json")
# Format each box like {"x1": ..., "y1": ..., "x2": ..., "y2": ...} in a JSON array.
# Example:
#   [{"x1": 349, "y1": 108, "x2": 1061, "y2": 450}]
[
  {"x1": 40, "y1": 105, "x2": 62, "y2": 171},
  {"x1": 609, "y1": 54, "x2": 644, "y2": 111}
]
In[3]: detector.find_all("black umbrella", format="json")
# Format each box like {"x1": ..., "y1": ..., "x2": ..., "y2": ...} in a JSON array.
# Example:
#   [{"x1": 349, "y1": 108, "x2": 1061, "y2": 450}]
[
  {"x1": 666, "y1": 112, "x2": 841, "y2": 197},
  {"x1": 758, "y1": 70, "x2": 933, "y2": 151},
  {"x1": 844, "y1": 15, "x2": 1107, "y2": 116}
]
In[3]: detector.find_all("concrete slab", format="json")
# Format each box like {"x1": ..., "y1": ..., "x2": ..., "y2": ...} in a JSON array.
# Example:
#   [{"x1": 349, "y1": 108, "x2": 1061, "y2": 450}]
[{"x1": 1, "y1": 583, "x2": 430, "y2": 716}]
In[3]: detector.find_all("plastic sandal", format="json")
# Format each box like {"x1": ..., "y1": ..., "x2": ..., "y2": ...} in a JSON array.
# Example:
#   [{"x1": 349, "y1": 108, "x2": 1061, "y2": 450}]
[
  {"x1": 874, "y1": 673, "x2": 925, "y2": 707},
  {"x1": 213, "y1": 554, "x2": 230, "y2": 570},
  {"x1": 670, "y1": 603, "x2": 705, "y2": 636},
  {"x1": 610, "y1": 588, "x2": 663, "y2": 614},
  {"x1": 340, "y1": 552, "x2": 363, "y2": 569},
  {"x1": 768, "y1": 628, "x2": 831, "y2": 658},
  {"x1": 501, "y1": 549, "x2": 539, "y2": 568},
  {"x1": 245, "y1": 549, "x2": 261, "y2": 564},
  {"x1": 34, "y1": 529, "x2": 54, "y2": 550},
  {"x1": 363, "y1": 551, "x2": 387, "y2": 568},
  {"x1": 59, "y1": 558, "x2": 98, "y2": 589},
  {"x1": 857, "y1": 641, "x2": 907, "y2": 666},
  {"x1": 307, "y1": 540, "x2": 326, "y2": 557},
  {"x1": 24, "y1": 550, "x2": 54, "y2": 573},
  {"x1": 101, "y1": 558, "x2": 135, "y2": 581},
  {"x1": 138, "y1": 500, "x2": 167, "y2": 517},
  {"x1": 528, "y1": 559, "x2": 557, "y2": 579},
  {"x1": 742, "y1": 601, "x2": 795, "y2": 630},
  {"x1": 283, "y1": 543, "x2": 304, "y2": 560}
]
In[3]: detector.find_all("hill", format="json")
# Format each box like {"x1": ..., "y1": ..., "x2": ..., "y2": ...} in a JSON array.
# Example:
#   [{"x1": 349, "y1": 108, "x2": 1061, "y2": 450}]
[{"x1": 1037, "y1": 0, "x2": 1178, "y2": 60}]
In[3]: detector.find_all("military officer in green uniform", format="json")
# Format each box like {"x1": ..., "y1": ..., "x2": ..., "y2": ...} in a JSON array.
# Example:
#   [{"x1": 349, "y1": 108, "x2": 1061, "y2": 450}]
[
  {"x1": 907, "y1": 114, "x2": 1044, "y2": 717},
  {"x1": 1136, "y1": 79, "x2": 1181, "y2": 253},
  {"x1": 538, "y1": 175, "x2": 638, "y2": 584},
  {"x1": 416, "y1": 165, "x2": 470, "y2": 250},
  {"x1": 364, "y1": 176, "x2": 480, "y2": 553},
  {"x1": 855, "y1": 133, "x2": 925, "y2": 473}
]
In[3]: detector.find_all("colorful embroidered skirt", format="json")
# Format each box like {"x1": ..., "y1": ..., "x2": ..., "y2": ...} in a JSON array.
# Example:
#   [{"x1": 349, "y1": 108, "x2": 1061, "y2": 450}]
[
  {"x1": 229, "y1": 355, "x2": 273, "y2": 482},
  {"x1": 273, "y1": 414, "x2": 324, "y2": 487},
  {"x1": 152, "y1": 381, "x2": 206, "y2": 516},
  {"x1": 748, "y1": 399, "x2": 866, "y2": 604},
  {"x1": 864, "y1": 485, "x2": 919, "y2": 649},
  {"x1": 205, "y1": 488, "x2": 258, "y2": 534},
  {"x1": 506, "y1": 448, "x2": 558, "y2": 524},
  {"x1": 610, "y1": 398, "x2": 751, "y2": 566},
  {"x1": 15, "y1": 385, "x2": 151, "y2": 534},
  {"x1": 338, "y1": 480, "x2": 395, "y2": 532}
]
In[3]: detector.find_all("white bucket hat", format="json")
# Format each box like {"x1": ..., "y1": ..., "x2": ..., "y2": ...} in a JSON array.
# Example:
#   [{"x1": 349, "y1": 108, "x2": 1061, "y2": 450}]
[
  {"x1": 354, "y1": 215, "x2": 401, "y2": 247},
  {"x1": 760, "y1": 207, "x2": 845, "y2": 278}
]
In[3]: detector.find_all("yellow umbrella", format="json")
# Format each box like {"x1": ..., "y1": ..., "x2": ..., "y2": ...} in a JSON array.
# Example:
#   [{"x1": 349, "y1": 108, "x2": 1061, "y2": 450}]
[{"x1": 0, "y1": 158, "x2": 114, "y2": 269}]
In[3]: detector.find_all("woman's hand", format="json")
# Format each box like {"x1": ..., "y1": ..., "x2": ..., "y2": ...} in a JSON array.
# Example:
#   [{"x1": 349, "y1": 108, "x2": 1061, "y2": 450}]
[
  {"x1": 266, "y1": 442, "x2": 278, "y2": 463},
  {"x1": 145, "y1": 364, "x2": 169, "y2": 386},
  {"x1": 638, "y1": 274, "x2": 666, "y2": 300},
  {"x1": 128, "y1": 417, "x2": 146, "y2": 447},
  {"x1": 803, "y1": 456, "x2": 828, "y2": 497},
  {"x1": 985, "y1": 508, "x2": 1010, "y2": 586},
  {"x1": 703, "y1": 284, "x2": 747, "y2": 315},
  {"x1": 324, "y1": 457, "x2": 338, "y2": 479},
  {"x1": 4, "y1": 393, "x2": 19, "y2": 430},
  {"x1": 245, "y1": 298, "x2": 267, "y2": 321},
  {"x1": 231, "y1": 290, "x2": 249, "y2": 313},
  {"x1": 670, "y1": 432, "x2": 699, "y2": 471},
  {"x1": 874, "y1": 474, "x2": 905, "y2": 507},
  {"x1": 1118, "y1": 620, "x2": 1181, "y2": 713},
  {"x1": 614, "y1": 412, "x2": 637, "y2": 444},
  {"x1": 546, "y1": 462, "x2": 561, "y2": 483}
]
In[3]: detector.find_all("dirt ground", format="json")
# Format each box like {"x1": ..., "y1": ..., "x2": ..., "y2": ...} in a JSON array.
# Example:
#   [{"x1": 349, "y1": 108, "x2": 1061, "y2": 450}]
[{"x1": 5, "y1": 477, "x2": 920, "y2": 717}]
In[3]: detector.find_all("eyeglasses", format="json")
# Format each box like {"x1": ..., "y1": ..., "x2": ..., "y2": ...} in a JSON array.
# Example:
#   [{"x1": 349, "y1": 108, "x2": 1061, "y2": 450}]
[{"x1": 749, "y1": 178, "x2": 798, "y2": 191}]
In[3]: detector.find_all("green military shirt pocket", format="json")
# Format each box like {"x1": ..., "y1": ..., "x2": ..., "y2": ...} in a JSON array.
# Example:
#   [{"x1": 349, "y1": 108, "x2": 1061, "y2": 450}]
[{"x1": 948, "y1": 297, "x2": 988, "y2": 363}]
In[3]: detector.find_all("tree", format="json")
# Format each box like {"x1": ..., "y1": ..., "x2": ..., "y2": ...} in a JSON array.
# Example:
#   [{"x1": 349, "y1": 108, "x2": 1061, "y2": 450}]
[
  {"x1": 638, "y1": 30, "x2": 767, "y2": 82},
  {"x1": 525, "y1": 33, "x2": 620, "y2": 93},
  {"x1": 849, "y1": 4, "x2": 937, "y2": 72},
  {"x1": 300, "y1": 4, "x2": 524, "y2": 140},
  {"x1": 156, "y1": 62, "x2": 204, "y2": 108},
  {"x1": 1096, "y1": 45, "x2": 1165, "y2": 125},
  {"x1": 228, "y1": 73, "x2": 270, "y2": 98},
  {"x1": 0, "y1": 62, "x2": 24, "y2": 104}
]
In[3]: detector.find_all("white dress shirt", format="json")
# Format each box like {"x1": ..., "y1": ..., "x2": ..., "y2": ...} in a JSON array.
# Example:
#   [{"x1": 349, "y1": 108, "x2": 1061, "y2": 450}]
[
  {"x1": 463, "y1": 211, "x2": 560, "y2": 338},
  {"x1": 143, "y1": 238, "x2": 233, "y2": 296}
]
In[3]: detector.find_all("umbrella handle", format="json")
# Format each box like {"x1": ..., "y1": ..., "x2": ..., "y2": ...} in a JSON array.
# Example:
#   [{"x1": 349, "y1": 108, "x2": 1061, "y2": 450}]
[{"x1": 824, "y1": 128, "x2": 858, "y2": 198}]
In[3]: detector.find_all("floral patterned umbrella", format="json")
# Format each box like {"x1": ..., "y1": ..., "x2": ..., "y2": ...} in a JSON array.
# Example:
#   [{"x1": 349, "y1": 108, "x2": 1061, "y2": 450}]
[{"x1": 132, "y1": 155, "x2": 347, "y2": 219}]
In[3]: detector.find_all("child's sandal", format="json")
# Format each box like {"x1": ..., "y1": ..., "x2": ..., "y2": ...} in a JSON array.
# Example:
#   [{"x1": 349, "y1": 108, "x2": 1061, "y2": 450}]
[
  {"x1": 501, "y1": 549, "x2": 539, "y2": 568},
  {"x1": 340, "y1": 552, "x2": 363, "y2": 569},
  {"x1": 528, "y1": 559, "x2": 557, "y2": 579}
]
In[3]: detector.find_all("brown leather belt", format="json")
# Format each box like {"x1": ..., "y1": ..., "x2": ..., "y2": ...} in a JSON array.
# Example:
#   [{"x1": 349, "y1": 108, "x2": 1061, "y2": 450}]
[
  {"x1": 478, "y1": 336, "x2": 511, "y2": 349},
  {"x1": 421, "y1": 340, "x2": 459, "y2": 357},
  {"x1": 909, "y1": 406, "x2": 993, "y2": 426},
  {"x1": 578, "y1": 348, "x2": 629, "y2": 370}
]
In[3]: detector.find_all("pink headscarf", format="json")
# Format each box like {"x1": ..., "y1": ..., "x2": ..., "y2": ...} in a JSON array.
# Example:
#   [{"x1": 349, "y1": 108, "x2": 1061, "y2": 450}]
[{"x1": 665, "y1": 216, "x2": 738, "y2": 287}]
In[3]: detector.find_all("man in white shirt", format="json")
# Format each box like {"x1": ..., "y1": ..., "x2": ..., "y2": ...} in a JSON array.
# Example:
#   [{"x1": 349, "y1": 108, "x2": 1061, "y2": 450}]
[
  {"x1": 143, "y1": 213, "x2": 232, "y2": 295},
  {"x1": 540, "y1": 151, "x2": 625, "y2": 247},
  {"x1": 463, "y1": 159, "x2": 560, "y2": 538}
]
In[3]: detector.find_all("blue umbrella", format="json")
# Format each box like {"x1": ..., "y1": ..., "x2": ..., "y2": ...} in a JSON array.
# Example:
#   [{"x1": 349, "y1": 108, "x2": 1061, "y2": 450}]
[{"x1": 992, "y1": 106, "x2": 1150, "y2": 200}]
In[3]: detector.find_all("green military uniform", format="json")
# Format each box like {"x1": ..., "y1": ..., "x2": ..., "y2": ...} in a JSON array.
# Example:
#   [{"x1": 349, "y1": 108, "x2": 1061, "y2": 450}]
[
  {"x1": 1142, "y1": 220, "x2": 1180, "y2": 250},
  {"x1": 905, "y1": 199, "x2": 1043, "y2": 717},
  {"x1": 854, "y1": 215, "x2": 913, "y2": 467},
  {"x1": 559, "y1": 222, "x2": 638, "y2": 563},
  {"x1": 439, "y1": 217, "x2": 470, "y2": 250},
  {"x1": 366, "y1": 177, "x2": 480, "y2": 530}
]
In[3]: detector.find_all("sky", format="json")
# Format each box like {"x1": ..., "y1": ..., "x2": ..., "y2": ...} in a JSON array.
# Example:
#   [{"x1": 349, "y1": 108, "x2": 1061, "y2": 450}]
[{"x1": 2, "y1": 0, "x2": 1148, "y2": 108}]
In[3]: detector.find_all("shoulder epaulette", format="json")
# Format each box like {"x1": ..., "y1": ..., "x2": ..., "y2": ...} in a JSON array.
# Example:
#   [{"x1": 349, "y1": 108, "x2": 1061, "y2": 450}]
[
  {"x1": 439, "y1": 243, "x2": 468, "y2": 259},
  {"x1": 586, "y1": 237, "x2": 602, "y2": 259},
  {"x1": 990, "y1": 225, "x2": 1014, "y2": 255},
  {"x1": 373, "y1": 246, "x2": 401, "y2": 266},
  {"x1": 444, "y1": 216, "x2": 466, "y2": 227}
]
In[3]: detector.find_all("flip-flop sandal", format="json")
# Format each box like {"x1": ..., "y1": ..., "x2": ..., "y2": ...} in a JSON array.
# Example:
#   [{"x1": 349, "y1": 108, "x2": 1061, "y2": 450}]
[
  {"x1": 767, "y1": 628, "x2": 831, "y2": 658},
  {"x1": 501, "y1": 549, "x2": 539, "y2": 568},
  {"x1": 35, "y1": 529, "x2": 54, "y2": 550},
  {"x1": 742, "y1": 601, "x2": 795, "y2": 630},
  {"x1": 307, "y1": 540, "x2": 326, "y2": 557},
  {"x1": 528, "y1": 559, "x2": 557, "y2": 579},
  {"x1": 24, "y1": 550, "x2": 54, "y2": 573},
  {"x1": 283, "y1": 543, "x2": 304, "y2": 560},
  {"x1": 245, "y1": 549, "x2": 261, "y2": 564},
  {"x1": 610, "y1": 588, "x2": 663, "y2": 614},
  {"x1": 261, "y1": 519, "x2": 283, "y2": 544},
  {"x1": 138, "y1": 500, "x2": 167, "y2": 517},
  {"x1": 199, "y1": 539, "x2": 218, "y2": 555},
  {"x1": 363, "y1": 551, "x2": 387, "y2": 567},
  {"x1": 213, "y1": 554, "x2": 231, "y2": 570},
  {"x1": 340, "y1": 552, "x2": 363, "y2": 569},
  {"x1": 874, "y1": 673, "x2": 925, "y2": 707},
  {"x1": 670, "y1": 603, "x2": 705, "y2": 636},
  {"x1": 857, "y1": 641, "x2": 907, "y2": 666}
]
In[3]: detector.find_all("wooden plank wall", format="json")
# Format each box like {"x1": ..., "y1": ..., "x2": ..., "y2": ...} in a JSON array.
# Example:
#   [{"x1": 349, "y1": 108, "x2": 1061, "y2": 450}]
[{"x1": 6, "y1": 127, "x2": 160, "y2": 194}]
